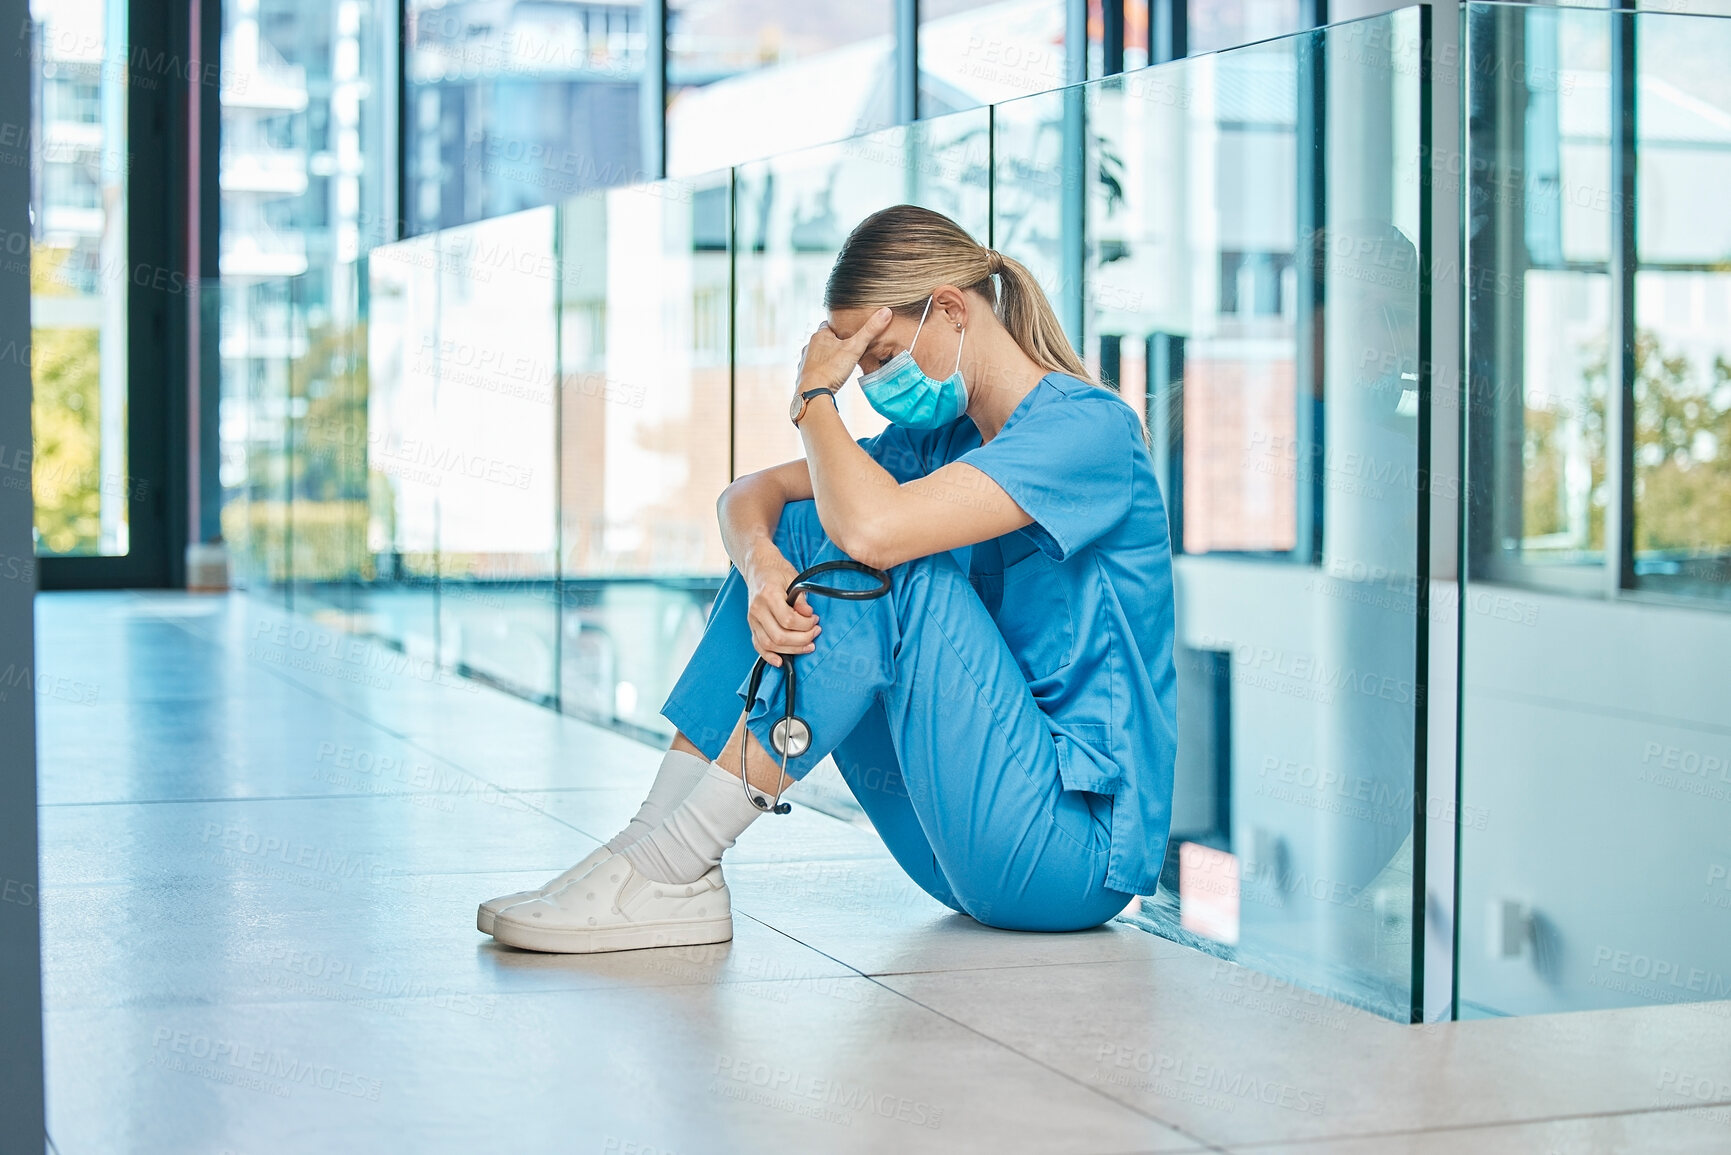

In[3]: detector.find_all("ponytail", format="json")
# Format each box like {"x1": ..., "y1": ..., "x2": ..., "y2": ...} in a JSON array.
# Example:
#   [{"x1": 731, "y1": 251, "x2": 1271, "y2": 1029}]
[
  {"x1": 825, "y1": 205, "x2": 1095, "y2": 385},
  {"x1": 987, "y1": 249, "x2": 1091, "y2": 382}
]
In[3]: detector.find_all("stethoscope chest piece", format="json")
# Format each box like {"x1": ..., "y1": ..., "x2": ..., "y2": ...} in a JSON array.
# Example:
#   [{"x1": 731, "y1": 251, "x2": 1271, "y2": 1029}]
[{"x1": 770, "y1": 715, "x2": 812, "y2": 759}]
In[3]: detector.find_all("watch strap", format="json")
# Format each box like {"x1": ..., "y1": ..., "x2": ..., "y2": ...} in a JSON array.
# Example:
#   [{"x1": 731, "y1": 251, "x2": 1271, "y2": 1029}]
[{"x1": 793, "y1": 387, "x2": 837, "y2": 425}]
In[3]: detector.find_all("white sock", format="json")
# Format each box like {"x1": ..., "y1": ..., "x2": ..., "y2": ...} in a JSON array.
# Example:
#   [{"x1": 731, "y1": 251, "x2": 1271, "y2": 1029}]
[
  {"x1": 604, "y1": 748, "x2": 712, "y2": 854},
  {"x1": 621, "y1": 762, "x2": 767, "y2": 884}
]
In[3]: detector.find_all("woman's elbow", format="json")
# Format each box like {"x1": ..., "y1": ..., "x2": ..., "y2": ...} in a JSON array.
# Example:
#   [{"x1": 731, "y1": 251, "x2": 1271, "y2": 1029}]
[{"x1": 832, "y1": 518, "x2": 899, "y2": 571}]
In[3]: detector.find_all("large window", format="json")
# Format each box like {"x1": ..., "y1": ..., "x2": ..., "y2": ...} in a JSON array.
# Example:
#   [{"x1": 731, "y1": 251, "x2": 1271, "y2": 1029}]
[
  {"x1": 406, "y1": 0, "x2": 649, "y2": 233},
  {"x1": 1458, "y1": 3, "x2": 1731, "y2": 1023},
  {"x1": 666, "y1": 1, "x2": 896, "y2": 178},
  {"x1": 29, "y1": 0, "x2": 129, "y2": 557},
  {"x1": 1468, "y1": 5, "x2": 1731, "y2": 604},
  {"x1": 220, "y1": 0, "x2": 389, "y2": 595}
]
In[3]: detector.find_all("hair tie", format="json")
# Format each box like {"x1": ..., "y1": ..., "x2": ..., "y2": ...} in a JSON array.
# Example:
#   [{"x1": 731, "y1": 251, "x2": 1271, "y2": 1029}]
[{"x1": 986, "y1": 249, "x2": 1004, "y2": 275}]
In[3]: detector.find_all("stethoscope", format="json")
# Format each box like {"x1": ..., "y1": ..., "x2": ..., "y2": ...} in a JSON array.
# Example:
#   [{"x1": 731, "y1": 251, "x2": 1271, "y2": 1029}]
[{"x1": 738, "y1": 559, "x2": 892, "y2": 815}]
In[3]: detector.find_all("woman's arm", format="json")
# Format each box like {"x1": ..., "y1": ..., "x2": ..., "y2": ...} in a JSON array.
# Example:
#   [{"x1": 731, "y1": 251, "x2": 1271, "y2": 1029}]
[
  {"x1": 717, "y1": 459, "x2": 822, "y2": 667},
  {"x1": 796, "y1": 400, "x2": 1031, "y2": 570},
  {"x1": 718, "y1": 458, "x2": 811, "y2": 578}
]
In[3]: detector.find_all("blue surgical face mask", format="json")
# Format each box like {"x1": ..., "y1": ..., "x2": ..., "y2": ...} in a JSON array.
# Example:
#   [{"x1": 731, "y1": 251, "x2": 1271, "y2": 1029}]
[{"x1": 857, "y1": 296, "x2": 967, "y2": 430}]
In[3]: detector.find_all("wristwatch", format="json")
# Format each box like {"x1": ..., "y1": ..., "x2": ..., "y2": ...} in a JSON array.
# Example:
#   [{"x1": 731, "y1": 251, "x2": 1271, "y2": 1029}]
[{"x1": 790, "y1": 386, "x2": 838, "y2": 427}]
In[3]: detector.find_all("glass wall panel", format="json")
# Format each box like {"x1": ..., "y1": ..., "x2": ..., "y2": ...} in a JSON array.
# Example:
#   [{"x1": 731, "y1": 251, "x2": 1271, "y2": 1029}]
[
  {"x1": 1459, "y1": 4, "x2": 1731, "y2": 1018},
  {"x1": 405, "y1": 0, "x2": 648, "y2": 233},
  {"x1": 555, "y1": 174, "x2": 732, "y2": 736},
  {"x1": 220, "y1": 0, "x2": 390, "y2": 570},
  {"x1": 432, "y1": 210, "x2": 560, "y2": 702},
  {"x1": 29, "y1": 0, "x2": 129, "y2": 556},
  {"x1": 358, "y1": 236, "x2": 441, "y2": 658},
  {"x1": 1048, "y1": 10, "x2": 1427, "y2": 1019},
  {"x1": 732, "y1": 109, "x2": 993, "y2": 480},
  {"x1": 918, "y1": 0, "x2": 1073, "y2": 116},
  {"x1": 228, "y1": 279, "x2": 296, "y2": 593},
  {"x1": 666, "y1": 1, "x2": 895, "y2": 177},
  {"x1": 289, "y1": 264, "x2": 369, "y2": 618}
]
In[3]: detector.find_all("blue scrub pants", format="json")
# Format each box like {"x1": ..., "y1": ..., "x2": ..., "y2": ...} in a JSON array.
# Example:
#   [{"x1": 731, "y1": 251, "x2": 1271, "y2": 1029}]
[{"x1": 661, "y1": 500, "x2": 1133, "y2": 933}]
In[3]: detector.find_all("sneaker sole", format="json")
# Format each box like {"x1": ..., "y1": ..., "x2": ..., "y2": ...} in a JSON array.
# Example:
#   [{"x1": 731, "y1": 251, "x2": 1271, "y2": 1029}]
[
  {"x1": 476, "y1": 906, "x2": 502, "y2": 936},
  {"x1": 491, "y1": 914, "x2": 734, "y2": 954}
]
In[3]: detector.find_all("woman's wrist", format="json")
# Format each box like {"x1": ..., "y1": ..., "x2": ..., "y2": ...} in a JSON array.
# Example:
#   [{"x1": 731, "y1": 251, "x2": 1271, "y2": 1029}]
[{"x1": 740, "y1": 533, "x2": 784, "y2": 586}]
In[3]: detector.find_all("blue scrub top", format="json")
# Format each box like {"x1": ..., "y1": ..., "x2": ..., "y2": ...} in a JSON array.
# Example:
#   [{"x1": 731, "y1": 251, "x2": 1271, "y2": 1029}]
[{"x1": 858, "y1": 371, "x2": 1178, "y2": 896}]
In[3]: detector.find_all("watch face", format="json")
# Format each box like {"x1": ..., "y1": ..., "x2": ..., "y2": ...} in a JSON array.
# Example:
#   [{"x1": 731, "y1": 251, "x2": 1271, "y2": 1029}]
[{"x1": 789, "y1": 391, "x2": 805, "y2": 423}]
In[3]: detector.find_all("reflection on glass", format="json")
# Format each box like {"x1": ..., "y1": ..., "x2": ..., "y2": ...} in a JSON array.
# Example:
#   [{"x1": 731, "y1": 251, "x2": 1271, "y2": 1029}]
[
  {"x1": 1519, "y1": 271, "x2": 1610, "y2": 567},
  {"x1": 1060, "y1": 12, "x2": 1426, "y2": 1019},
  {"x1": 289, "y1": 265, "x2": 369, "y2": 616},
  {"x1": 229, "y1": 279, "x2": 295, "y2": 590},
  {"x1": 29, "y1": 0, "x2": 129, "y2": 556},
  {"x1": 434, "y1": 210, "x2": 560, "y2": 701},
  {"x1": 1459, "y1": 4, "x2": 1731, "y2": 1019},
  {"x1": 1630, "y1": 10, "x2": 1731, "y2": 597},
  {"x1": 359, "y1": 237, "x2": 441, "y2": 657},
  {"x1": 666, "y1": 1, "x2": 894, "y2": 177},
  {"x1": 556, "y1": 176, "x2": 731, "y2": 734},
  {"x1": 406, "y1": 0, "x2": 648, "y2": 233},
  {"x1": 733, "y1": 111, "x2": 992, "y2": 480},
  {"x1": 1633, "y1": 273, "x2": 1731, "y2": 597},
  {"x1": 219, "y1": 0, "x2": 388, "y2": 587},
  {"x1": 1189, "y1": 0, "x2": 1305, "y2": 57}
]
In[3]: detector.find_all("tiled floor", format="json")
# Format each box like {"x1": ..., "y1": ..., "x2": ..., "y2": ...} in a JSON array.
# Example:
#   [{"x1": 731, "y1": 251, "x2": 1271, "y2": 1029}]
[{"x1": 33, "y1": 592, "x2": 1731, "y2": 1154}]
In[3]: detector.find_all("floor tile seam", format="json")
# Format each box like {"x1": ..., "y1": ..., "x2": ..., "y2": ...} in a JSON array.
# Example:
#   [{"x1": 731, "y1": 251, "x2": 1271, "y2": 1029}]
[
  {"x1": 33, "y1": 858, "x2": 922, "y2": 895},
  {"x1": 731, "y1": 909, "x2": 874, "y2": 983},
  {"x1": 38, "y1": 861, "x2": 601, "y2": 890},
  {"x1": 858, "y1": 953, "x2": 1191, "y2": 979},
  {"x1": 122, "y1": 618, "x2": 627, "y2": 835},
  {"x1": 1221, "y1": 1097, "x2": 1731, "y2": 1149},
  {"x1": 170, "y1": 599, "x2": 432, "y2": 747},
  {"x1": 151, "y1": 594, "x2": 697, "y2": 817},
  {"x1": 39, "y1": 969, "x2": 924, "y2": 1015},
  {"x1": 854, "y1": 973, "x2": 1232, "y2": 1153},
  {"x1": 677, "y1": 915, "x2": 1225, "y2": 1150},
  {"x1": 36, "y1": 791, "x2": 541, "y2": 809}
]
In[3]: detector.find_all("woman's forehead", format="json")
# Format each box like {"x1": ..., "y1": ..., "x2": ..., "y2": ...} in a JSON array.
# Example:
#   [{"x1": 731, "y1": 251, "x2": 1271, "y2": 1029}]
[{"x1": 827, "y1": 306, "x2": 897, "y2": 342}]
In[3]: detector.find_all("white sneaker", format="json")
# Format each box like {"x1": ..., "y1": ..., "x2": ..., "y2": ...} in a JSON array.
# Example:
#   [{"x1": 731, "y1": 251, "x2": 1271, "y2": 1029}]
[
  {"x1": 476, "y1": 847, "x2": 611, "y2": 935},
  {"x1": 490, "y1": 852, "x2": 732, "y2": 954}
]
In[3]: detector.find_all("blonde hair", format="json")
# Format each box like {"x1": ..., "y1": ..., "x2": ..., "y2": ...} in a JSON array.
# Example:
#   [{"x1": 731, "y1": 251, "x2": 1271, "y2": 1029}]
[{"x1": 824, "y1": 205, "x2": 1093, "y2": 383}]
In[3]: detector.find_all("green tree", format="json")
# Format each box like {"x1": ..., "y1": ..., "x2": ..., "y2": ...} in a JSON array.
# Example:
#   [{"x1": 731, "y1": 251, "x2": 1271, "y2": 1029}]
[{"x1": 30, "y1": 244, "x2": 105, "y2": 556}]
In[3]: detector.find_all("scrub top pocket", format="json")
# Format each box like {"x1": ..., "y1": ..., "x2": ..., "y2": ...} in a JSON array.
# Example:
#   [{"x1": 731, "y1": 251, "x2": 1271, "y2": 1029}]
[{"x1": 996, "y1": 548, "x2": 1076, "y2": 683}]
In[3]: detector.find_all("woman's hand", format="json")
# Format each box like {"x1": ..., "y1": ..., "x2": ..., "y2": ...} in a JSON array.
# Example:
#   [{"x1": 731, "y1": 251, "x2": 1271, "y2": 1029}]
[
  {"x1": 793, "y1": 308, "x2": 894, "y2": 399},
  {"x1": 742, "y1": 539, "x2": 818, "y2": 667}
]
